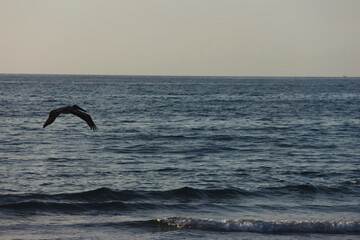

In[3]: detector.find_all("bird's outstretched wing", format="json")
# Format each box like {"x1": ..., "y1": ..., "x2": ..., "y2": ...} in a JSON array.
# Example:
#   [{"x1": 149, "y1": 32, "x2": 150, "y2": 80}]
[
  {"x1": 43, "y1": 109, "x2": 61, "y2": 128},
  {"x1": 70, "y1": 110, "x2": 98, "y2": 131}
]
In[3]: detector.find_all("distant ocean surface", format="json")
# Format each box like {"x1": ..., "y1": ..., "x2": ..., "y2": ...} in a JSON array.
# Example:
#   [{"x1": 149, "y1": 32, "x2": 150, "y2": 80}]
[{"x1": 0, "y1": 74, "x2": 359, "y2": 240}]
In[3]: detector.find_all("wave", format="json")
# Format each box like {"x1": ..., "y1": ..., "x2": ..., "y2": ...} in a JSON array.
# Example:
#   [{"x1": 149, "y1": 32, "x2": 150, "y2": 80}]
[
  {"x1": 154, "y1": 217, "x2": 360, "y2": 234},
  {"x1": 0, "y1": 187, "x2": 253, "y2": 213},
  {"x1": 0, "y1": 187, "x2": 254, "y2": 202},
  {"x1": 0, "y1": 185, "x2": 357, "y2": 213}
]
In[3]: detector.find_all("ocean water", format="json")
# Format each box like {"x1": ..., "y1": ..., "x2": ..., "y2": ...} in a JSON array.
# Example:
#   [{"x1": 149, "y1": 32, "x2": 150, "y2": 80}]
[{"x1": 0, "y1": 74, "x2": 359, "y2": 240}]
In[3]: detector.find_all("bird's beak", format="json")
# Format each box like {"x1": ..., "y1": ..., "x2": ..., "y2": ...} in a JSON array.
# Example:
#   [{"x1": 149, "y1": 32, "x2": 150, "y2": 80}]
[{"x1": 78, "y1": 106, "x2": 87, "y2": 112}]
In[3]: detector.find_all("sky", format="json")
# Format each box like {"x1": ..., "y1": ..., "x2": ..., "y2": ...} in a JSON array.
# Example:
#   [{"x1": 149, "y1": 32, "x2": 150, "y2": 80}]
[{"x1": 1, "y1": 0, "x2": 359, "y2": 77}]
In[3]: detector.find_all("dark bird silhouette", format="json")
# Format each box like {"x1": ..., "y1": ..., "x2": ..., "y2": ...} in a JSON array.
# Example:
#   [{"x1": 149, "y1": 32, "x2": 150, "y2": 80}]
[{"x1": 43, "y1": 105, "x2": 98, "y2": 131}]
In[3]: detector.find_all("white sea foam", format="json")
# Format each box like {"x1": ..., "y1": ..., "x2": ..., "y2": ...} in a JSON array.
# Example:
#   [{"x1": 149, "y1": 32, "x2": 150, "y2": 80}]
[{"x1": 156, "y1": 217, "x2": 360, "y2": 233}]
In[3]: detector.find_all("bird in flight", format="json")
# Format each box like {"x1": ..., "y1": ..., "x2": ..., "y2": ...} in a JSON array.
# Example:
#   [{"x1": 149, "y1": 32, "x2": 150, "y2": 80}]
[{"x1": 43, "y1": 105, "x2": 98, "y2": 131}]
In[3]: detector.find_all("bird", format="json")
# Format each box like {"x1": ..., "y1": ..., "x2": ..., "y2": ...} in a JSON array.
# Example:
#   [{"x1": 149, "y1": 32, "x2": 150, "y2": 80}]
[{"x1": 43, "y1": 105, "x2": 98, "y2": 131}]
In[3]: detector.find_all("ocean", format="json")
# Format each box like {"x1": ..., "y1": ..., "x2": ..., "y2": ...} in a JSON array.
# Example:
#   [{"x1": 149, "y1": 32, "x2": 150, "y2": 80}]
[{"x1": 0, "y1": 74, "x2": 359, "y2": 239}]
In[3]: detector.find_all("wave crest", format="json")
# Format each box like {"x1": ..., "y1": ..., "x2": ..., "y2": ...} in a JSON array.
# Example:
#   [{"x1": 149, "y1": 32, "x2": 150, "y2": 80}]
[
  {"x1": 0, "y1": 187, "x2": 252, "y2": 203},
  {"x1": 156, "y1": 217, "x2": 360, "y2": 233}
]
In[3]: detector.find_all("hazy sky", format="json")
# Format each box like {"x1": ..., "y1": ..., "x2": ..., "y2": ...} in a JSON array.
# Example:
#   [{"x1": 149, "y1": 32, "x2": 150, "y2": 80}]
[{"x1": 1, "y1": 0, "x2": 359, "y2": 76}]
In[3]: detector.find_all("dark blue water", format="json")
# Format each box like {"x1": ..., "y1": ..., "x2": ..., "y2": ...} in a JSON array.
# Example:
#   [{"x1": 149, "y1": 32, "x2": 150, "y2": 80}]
[{"x1": 0, "y1": 74, "x2": 359, "y2": 239}]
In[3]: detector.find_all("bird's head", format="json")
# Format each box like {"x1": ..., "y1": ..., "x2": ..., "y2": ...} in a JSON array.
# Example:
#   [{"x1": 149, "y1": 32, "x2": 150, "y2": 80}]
[{"x1": 73, "y1": 105, "x2": 87, "y2": 112}]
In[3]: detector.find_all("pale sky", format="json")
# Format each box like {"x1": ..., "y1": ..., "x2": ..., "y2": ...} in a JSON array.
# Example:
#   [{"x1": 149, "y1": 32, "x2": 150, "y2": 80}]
[{"x1": 1, "y1": 0, "x2": 359, "y2": 77}]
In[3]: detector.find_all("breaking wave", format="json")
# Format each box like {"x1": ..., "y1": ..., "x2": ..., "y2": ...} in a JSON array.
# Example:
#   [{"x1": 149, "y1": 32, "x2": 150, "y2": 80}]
[{"x1": 155, "y1": 217, "x2": 360, "y2": 234}]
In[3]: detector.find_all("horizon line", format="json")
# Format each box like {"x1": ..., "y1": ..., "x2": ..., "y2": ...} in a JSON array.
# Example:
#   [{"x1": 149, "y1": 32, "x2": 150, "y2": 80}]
[{"x1": 0, "y1": 72, "x2": 358, "y2": 79}]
